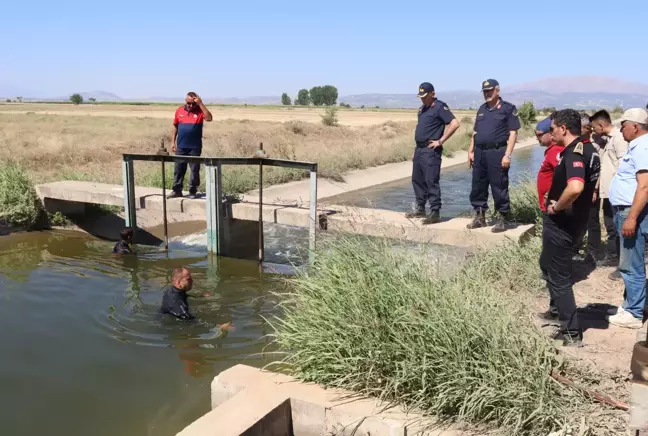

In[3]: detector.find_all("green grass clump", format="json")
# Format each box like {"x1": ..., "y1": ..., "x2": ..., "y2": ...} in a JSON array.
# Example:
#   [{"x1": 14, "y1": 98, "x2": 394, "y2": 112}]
[
  {"x1": 272, "y1": 234, "x2": 580, "y2": 434},
  {"x1": 508, "y1": 177, "x2": 542, "y2": 224},
  {"x1": 0, "y1": 161, "x2": 43, "y2": 228},
  {"x1": 487, "y1": 177, "x2": 542, "y2": 224}
]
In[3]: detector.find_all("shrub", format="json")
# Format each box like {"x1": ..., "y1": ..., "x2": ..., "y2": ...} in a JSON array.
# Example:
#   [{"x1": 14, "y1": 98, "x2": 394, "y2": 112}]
[
  {"x1": 272, "y1": 233, "x2": 579, "y2": 435},
  {"x1": 489, "y1": 177, "x2": 541, "y2": 224},
  {"x1": 320, "y1": 106, "x2": 339, "y2": 126},
  {"x1": 0, "y1": 161, "x2": 44, "y2": 228},
  {"x1": 518, "y1": 101, "x2": 537, "y2": 127},
  {"x1": 70, "y1": 93, "x2": 84, "y2": 105},
  {"x1": 48, "y1": 211, "x2": 71, "y2": 227}
]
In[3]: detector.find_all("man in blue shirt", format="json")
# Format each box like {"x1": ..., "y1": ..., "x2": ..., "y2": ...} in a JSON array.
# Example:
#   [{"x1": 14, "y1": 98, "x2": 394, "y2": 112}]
[
  {"x1": 467, "y1": 79, "x2": 521, "y2": 232},
  {"x1": 168, "y1": 92, "x2": 213, "y2": 199},
  {"x1": 406, "y1": 82, "x2": 460, "y2": 224},
  {"x1": 607, "y1": 108, "x2": 648, "y2": 329}
]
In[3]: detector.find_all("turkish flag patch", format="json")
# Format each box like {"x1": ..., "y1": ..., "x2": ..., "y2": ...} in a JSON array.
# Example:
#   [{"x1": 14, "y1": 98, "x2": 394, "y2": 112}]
[{"x1": 573, "y1": 161, "x2": 584, "y2": 168}]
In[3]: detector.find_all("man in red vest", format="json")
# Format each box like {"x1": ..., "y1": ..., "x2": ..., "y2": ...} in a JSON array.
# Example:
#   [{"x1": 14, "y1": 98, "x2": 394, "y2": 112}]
[
  {"x1": 168, "y1": 92, "x2": 213, "y2": 199},
  {"x1": 536, "y1": 117, "x2": 565, "y2": 212}
]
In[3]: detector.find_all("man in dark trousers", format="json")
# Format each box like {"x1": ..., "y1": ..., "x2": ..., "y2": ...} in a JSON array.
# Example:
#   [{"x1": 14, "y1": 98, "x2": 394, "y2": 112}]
[
  {"x1": 406, "y1": 82, "x2": 460, "y2": 224},
  {"x1": 540, "y1": 109, "x2": 600, "y2": 347},
  {"x1": 467, "y1": 79, "x2": 521, "y2": 232},
  {"x1": 168, "y1": 92, "x2": 213, "y2": 199}
]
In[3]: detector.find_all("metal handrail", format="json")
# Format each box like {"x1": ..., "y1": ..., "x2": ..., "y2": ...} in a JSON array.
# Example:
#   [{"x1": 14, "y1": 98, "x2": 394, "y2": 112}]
[
  {"x1": 121, "y1": 151, "x2": 318, "y2": 264},
  {"x1": 122, "y1": 153, "x2": 317, "y2": 171}
]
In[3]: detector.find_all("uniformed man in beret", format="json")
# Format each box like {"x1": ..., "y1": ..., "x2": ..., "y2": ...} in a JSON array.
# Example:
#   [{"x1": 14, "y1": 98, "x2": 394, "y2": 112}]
[
  {"x1": 405, "y1": 82, "x2": 460, "y2": 224},
  {"x1": 467, "y1": 79, "x2": 521, "y2": 232}
]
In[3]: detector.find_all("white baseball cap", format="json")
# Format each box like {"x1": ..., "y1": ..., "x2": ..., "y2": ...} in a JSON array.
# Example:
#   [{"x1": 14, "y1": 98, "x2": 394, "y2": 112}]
[{"x1": 620, "y1": 108, "x2": 648, "y2": 124}]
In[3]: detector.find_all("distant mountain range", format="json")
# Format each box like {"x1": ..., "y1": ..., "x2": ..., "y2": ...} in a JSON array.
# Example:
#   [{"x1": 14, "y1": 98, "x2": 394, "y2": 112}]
[{"x1": 3, "y1": 76, "x2": 648, "y2": 110}]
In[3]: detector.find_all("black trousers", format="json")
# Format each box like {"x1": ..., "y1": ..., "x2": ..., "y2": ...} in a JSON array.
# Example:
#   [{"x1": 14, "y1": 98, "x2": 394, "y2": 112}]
[
  {"x1": 172, "y1": 148, "x2": 201, "y2": 194},
  {"x1": 540, "y1": 214, "x2": 583, "y2": 335},
  {"x1": 412, "y1": 146, "x2": 442, "y2": 212},
  {"x1": 469, "y1": 146, "x2": 509, "y2": 214},
  {"x1": 585, "y1": 197, "x2": 602, "y2": 257},
  {"x1": 585, "y1": 197, "x2": 619, "y2": 260}
]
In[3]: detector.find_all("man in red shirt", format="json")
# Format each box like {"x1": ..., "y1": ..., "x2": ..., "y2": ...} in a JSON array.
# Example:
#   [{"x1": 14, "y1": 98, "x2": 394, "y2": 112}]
[
  {"x1": 168, "y1": 92, "x2": 213, "y2": 199},
  {"x1": 536, "y1": 117, "x2": 565, "y2": 211}
]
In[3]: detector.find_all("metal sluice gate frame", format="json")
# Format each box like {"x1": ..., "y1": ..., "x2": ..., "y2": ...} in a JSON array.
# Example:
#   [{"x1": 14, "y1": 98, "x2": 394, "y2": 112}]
[{"x1": 121, "y1": 150, "x2": 318, "y2": 263}]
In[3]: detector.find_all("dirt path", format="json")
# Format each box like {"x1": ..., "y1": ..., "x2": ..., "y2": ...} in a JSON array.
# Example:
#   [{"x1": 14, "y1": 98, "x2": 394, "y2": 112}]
[
  {"x1": 531, "y1": 265, "x2": 646, "y2": 434},
  {"x1": 533, "y1": 264, "x2": 644, "y2": 375}
]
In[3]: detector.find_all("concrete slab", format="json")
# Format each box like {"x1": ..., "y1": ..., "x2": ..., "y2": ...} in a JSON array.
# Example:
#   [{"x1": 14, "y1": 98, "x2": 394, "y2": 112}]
[
  {"x1": 178, "y1": 386, "x2": 292, "y2": 436},
  {"x1": 198, "y1": 364, "x2": 466, "y2": 436},
  {"x1": 326, "y1": 206, "x2": 535, "y2": 247},
  {"x1": 36, "y1": 181, "x2": 534, "y2": 247}
]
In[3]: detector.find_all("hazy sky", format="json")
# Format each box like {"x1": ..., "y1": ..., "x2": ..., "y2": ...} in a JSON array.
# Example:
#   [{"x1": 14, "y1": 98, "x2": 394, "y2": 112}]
[{"x1": 2, "y1": 0, "x2": 646, "y2": 98}]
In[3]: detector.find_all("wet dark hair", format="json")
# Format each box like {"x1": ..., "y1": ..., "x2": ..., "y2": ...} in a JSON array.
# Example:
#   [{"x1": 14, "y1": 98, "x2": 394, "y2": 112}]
[
  {"x1": 187, "y1": 92, "x2": 197, "y2": 98},
  {"x1": 590, "y1": 109, "x2": 612, "y2": 124},
  {"x1": 551, "y1": 109, "x2": 582, "y2": 136},
  {"x1": 171, "y1": 267, "x2": 187, "y2": 282},
  {"x1": 120, "y1": 227, "x2": 134, "y2": 241}
]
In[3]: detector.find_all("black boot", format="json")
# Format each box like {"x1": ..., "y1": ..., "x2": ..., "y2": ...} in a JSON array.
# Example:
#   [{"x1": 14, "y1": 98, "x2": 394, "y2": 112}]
[
  {"x1": 422, "y1": 210, "x2": 441, "y2": 225},
  {"x1": 491, "y1": 213, "x2": 509, "y2": 233},
  {"x1": 405, "y1": 208, "x2": 426, "y2": 219},
  {"x1": 467, "y1": 209, "x2": 486, "y2": 229},
  {"x1": 551, "y1": 330, "x2": 584, "y2": 348}
]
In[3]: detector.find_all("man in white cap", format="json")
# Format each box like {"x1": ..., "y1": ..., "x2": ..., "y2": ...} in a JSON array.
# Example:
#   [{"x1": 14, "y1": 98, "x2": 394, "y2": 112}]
[{"x1": 607, "y1": 108, "x2": 648, "y2": 329}]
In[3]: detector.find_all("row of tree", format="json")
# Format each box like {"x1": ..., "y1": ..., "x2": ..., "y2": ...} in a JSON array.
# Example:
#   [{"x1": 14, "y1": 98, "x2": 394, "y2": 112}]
[{"x1": 281, "y1": 85, "x2": 338, "y2": 106}]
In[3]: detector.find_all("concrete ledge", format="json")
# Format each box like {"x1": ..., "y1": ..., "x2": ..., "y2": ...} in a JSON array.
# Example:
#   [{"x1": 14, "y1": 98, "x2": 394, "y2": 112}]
[
  {"x1": 326, "y1": 206, "x2": 535, "y2": 247},
  {"x1": 36, "y1": 182, "x2": 534, "y2": 248},
  {"x1": 178, "y1": 387, "x2": 293, "y2": 436},
  {"x1": 178, "y1": 364, "x2": 465, "y2": 436}
]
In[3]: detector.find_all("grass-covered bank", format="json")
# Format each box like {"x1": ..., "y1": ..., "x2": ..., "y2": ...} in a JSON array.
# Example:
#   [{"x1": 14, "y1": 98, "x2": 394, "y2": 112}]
[
  {"x1": 0, "y1": 161, "x2": 113, "y2": 230},
  {"x1": 270, "y1": 184, "x2": 596, "y2": 435},
  {"x1": 0, "y1": 161, "x2": 44, "y2": 229}
]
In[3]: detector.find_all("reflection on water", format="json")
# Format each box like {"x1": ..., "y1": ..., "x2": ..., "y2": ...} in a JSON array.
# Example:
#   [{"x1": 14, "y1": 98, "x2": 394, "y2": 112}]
[
  {"x1": 331, "y1": 146, "x2": 545, "y2": 218},
  {"x1": 0, "y1": 229, "x2": 288, "y2": 436}
]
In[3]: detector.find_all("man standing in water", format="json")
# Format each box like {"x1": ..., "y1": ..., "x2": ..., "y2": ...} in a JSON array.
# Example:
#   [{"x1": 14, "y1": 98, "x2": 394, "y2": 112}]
[
  {"x1": 161, "y1": 267, "x2": 233, "y2": 331},
  {"x1": 406, "y1": 82, "x2": 460, "y2": 224},
  {"x1": 112, "y1": 227, "x2": 134, "y2": 255}
]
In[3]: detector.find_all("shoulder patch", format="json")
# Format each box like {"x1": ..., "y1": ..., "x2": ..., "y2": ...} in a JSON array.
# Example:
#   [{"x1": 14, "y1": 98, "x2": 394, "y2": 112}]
[
  {"x1": 443, "y1": 106, "x2": 449, "y2": 110},
  {"x1": 512, "y1": 109, "x2": 518, "y2": 117},
  {"x1": 573, "y1": 142, "x2": 584, "y2": 155}
]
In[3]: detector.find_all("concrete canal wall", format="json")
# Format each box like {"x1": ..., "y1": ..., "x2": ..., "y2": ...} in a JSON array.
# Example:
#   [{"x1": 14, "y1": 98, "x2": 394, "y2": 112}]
[{"x1": 177, "y1": 364, "x2": 464, "y2": 436}]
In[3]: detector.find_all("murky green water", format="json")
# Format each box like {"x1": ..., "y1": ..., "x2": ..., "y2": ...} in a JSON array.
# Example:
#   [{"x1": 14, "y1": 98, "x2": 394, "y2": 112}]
[
  {"x1": 0, "y1": 147, "x2": 543, "y2": 435},
  {"x1": 0, "y1": 229, "x2": 298, "y2": 436}
]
